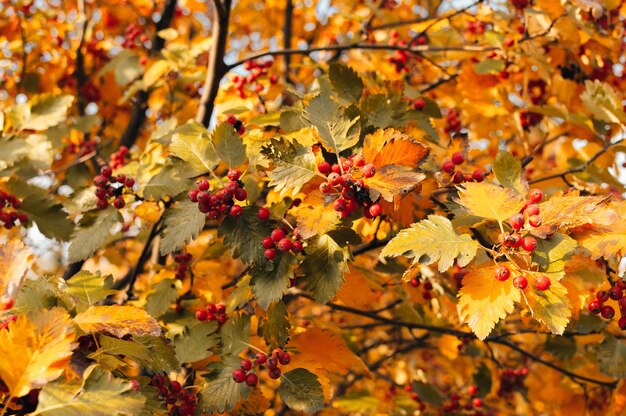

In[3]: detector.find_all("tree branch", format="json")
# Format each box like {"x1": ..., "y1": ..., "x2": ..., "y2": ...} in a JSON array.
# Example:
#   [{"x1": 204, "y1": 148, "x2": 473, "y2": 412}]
[
  {"x1": 126, "y1": 220, "x2": 162, "y2": 299},
  {"x1": 282, "y1": 0, "x2": 294, "y2": 80},
  {"x1": 195, "y1": 0, "x2": 232, "y2": 127}
]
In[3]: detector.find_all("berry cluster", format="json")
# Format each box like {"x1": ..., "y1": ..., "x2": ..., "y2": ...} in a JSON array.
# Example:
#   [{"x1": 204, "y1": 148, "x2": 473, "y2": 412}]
[
  {"x1": 122, "y1": 23, "x2": 145, "y2": 49},
  {"x1": 510, "y1": 0, "x2": 530, "y2": 9},
  {"x1": 444, "y1": 108, "x2": 462, "y2": 136},
  {"x1": 110, "y1": 146, "x2": 129, "y2": 169},
  {"x1": 187, "y1": 170, "x2": 246, "y2": 219},
  {"x1": 225, "y1": 114, "x2": 246, "y2": 135},
  {"x1": 527, "y1": 79, "x2": 546, "y2": 105},
  {"x1": 403, "y1": 384, "x2": 426, "y2": 411},
  {"x1": 231, "y1": 60, "x2": 277, "y2": 98},
  {"x1": 409, "y1": 277, "x2": 435, "y2": 300},
  {"x1": 440, "y1": 384, "x2": 485, "y2": 415},
  {"x1": 496, "y1": 367, "x2": 528, "y2": 398},
  {"x1": 93, "y1": 165, "x2": 135, "y2": 210},
  {"x1": 387, "y1": 31, "x2": 411, "y2": 73},
  {"x1": 80, "y1": 81, "x2": 101, "y2": 103},
  {"x1": 68, "y1": 139, "x2": 97, "y2": 156},
  {"x1": 588, "y1": 280, "x2": 626, "y2": 329},
  {"x1": 451, "y1": 265, "x2": 468, "y2": 289},
  {"x1": 318, "y1": 156, "x2": 383, "y2": 219},
  {"x1": 232, "y1": 348, "x2": 291, "y2": 386},
  {"x1": 173, "y1": 251, "x2": 192, "y2": 280},
  {"x1": 440, "y1": 151, "x2": 486, "y2": 184},
  {"x1": 195, "y1": 303, "x2": 228, "y2": 325},
  {"x1": 520, "y1": 110, "x2": 543, "y2": 130},
  {"x1": 151, "y1": 375, "x2": 197, "y2": 416},
  {"x1": 466, "y1": 20, "x2": 487, "y2": 35},
  {"x1": 259, "y1": 220, "x2": 303, "y2": 261},
  {"x1": 0, "y1": 191, "x2": 26, "y2": 230}
]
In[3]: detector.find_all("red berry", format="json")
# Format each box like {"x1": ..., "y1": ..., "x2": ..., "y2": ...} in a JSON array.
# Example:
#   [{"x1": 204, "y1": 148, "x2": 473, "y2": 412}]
[
  {"x1": 619, "y1": 317, "x2": 626, "y2": 330},
  {"x1": 472, "y1": 398, "x2": 483, "y2": 408},
  {"x1": 472, "y1": 169, "x2": 485, "y2": 182},
  {"x1": 617, "y1": 280, "x2": 626, "y2": 290},
  {"x1": 525, "y1": 204, "x2": 540, "y2": 216},
  {"x1": 451, "y1": 152, "x2": 464, "y2": 165},
  {"x1": 410, "y1": 278, "x2": 419, "y2": 287},
  {"x1": 197, "y1": 179, "x2": 210, "y2": 191},
  {"x1": 513, "y1": 275, "x2": 528, "y2": 290},
  {"x1": 95, "y1": 187, "x2": 107, "y2": 199},
  {"x1": 609, "y1": 287, "x2": 623, "y2": 300},
  {"x1": 195, "y1": 310, "x2": 207, "y2": 320},
  {"x1": 509, "y1": 213, "x2": 524, "y2": 230},
  {"x1": 262, "y1": 237, "x2": 275, "y2": 249},
  {"x1": 100, "y1": 165, "x2": 112, "y2": 178},
  {"x1": 170, "y1": 381, "x2": 182, "y2": 393},
  {"x1": 291, "y1": 240, "x2": 303, "y2": 253},
  {"x1": 588, "y1": 299, "x2": 602, "y2": 314},
  {"x1": 245, "y1": 373, "x2": 258, "y2": 387},
  {"x1": 230, "y1": 205, "x2": 243, "y2": 217},
  {"x1": 234, "y1": 188, "x2": 247, "y2": 201},
  {"x1": 271, "y1": 229, "x2": 285, "y2": 242},
  {"x1": 319, "y1": 182, "x2": 331, "y2": 193},
  {"x1": 255, "y1": 353, "x2": 267, "y2": 364},
  {"x1": 528, "y1": 188, "x2": 543, "y2": 203},
  {"x1": 453, "y1": 171, "x2": 464, "y2": 184},
  {"x1": 125, "y1": 177, "x2": 135, "y2": 188},
  {"x1": 277, "y1": 238, "x2": 293, "y2": 252},
  {"x1": 278, "y1": 351, "x2": 291, "y2": 365},
  {"x1": 468, "y1": 385, "x2": 478, "y2": 396},
  {"x1": 232, "y1": 369, "x2": 246, "y2": 383},
  {"x1": 240, "y1": 359, "x2": 252, "y2": 371},
  {"x1": 597, "y1": 290, "x2": 610, "y2": 302},
  {"x1": 93, "y1": 175, "x2": 108, "y2": 187},
  {"x1": 327, "y1": 172, "x2": 341, "y2": 186},
  {"x1": 534, "y1": 275, "x2": 551, "y2": 291},
  {"x1": 188, "y1": 189, "x2": 199, "y2": 202},
  {"x1": 318, "y1": 162, "x2": 332, "y2": 174},
  {"x1": 226, "y1": 114, "x2": 237, "y2": 125},
  {"x1": 264, "y1": 248, "x2": 276, "y2": 260},
  {"x1": 258, "y1": 207, "x2": 270, "y2": 220},
  {"x1": 528, "y1": 215, "x2": 542, "y2": 227},
  {"x1": 225, "y1": 181, "x2": 239, "y2": 194},
  {"x1": 620, "y1": 297, "x2": 626, "y2": 310},
  {"x1": 601, "y1": 305, "x2": 615, "y2": 319},
  {"x1": 368, "y1": 203, "x2": 383, "y2": 217},
  {"x1": 268, "y1": 367, "x2": 281, "y2": 379},
  {"x1": 413, "y1": 98, "x2": 425, "y2": 110},
  {"x1": 521, "y1": 236, "x2": 536, "y2": 252},
  {"x1": 227, "y1": 169, "x2": 241, "y2": 181},
  {"x1": 113, "y1": 197, "x2": 125, "y2": 209},
  {"x1": 495, "y1": 266, "x2": 510, "y2": 281},
  {"x1": 333, "y1": 199, "x2": 347, "y2": 212},
  {"x1": 96, "y1": 198, "x2": 109, "y2": 210},
  {"x1": 362, "y1": 164, "x2": 376, "y2": 178},
  {"x1": 152, "y1": 374, "x2": 165, "y2": 387},
  {"x1": 442, "y1": 160, "x2": 455, "y2": 173}
]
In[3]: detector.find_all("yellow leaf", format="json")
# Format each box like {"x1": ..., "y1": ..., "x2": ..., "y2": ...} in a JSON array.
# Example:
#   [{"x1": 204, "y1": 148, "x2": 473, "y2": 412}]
[
  {"x1": 381, "y1": 215, "x2": 479, "y2": 272},
  {"x1": 0, "y1": 238, "x2": 33, "y2": 303},
  {"x1": 456, "y1": 182, "x2": 526, "y2": 223},
  {"x1": 0, "y1": 308, "x2": 76, "y2": 397},
  {"x1": 364, "y1": 165, "x2": 426, "y2": 203},
  {"x1": 336, "y1": 268, "x2": 379, "y2": 309},
  {"x1": 523, "y1": 275, "x2": 571, "y2": 335},
  {"x1": 73, "y1": 306, "x2": 161, "y2": 338},
  {"x1": 530, "y1": 195, "x2": 610, "y2": 238},
  {"x1": 363, "y1": 128, "x2": 430, "y2": 167},
  {"x1": 135, "y1": 201, "x2": 162, "y2": 223},
  {"x1": 292, "y1": 186, "x2": 340, "y2": 239},
  {"x1": 143, "y1": 60, "x2": 171, "y2": 89},
  {"x1": 457, "y1": 264, "x2": 520, "y2": 340}
]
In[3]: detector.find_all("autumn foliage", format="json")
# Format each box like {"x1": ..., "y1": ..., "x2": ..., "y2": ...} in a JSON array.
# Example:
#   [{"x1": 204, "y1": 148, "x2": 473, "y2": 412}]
[{"x1": 2, "y1": 0, "x2": 626, "y2": 414}]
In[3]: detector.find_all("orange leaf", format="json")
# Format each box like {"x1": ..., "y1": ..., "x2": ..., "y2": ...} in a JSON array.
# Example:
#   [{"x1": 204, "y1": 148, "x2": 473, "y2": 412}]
[
  {"x1": 0, "y1": 308, "x2": 76, "y2": 397},
  {"x1": 292, "y1": 188, "x2": 340, "y2": 239},
  {"x1": 73, "y1": 305, "x2": 161, "y2": 337},
  {"x1": 336, "y1": 268, "x2": 379, "y2": 309},
  {"x1": 364, "y1": 165, "x2": 425, "y2": 203},
  {"x1": 363, "y1": 128, "x2": 430, "y2": 168},
  {"x1": 530, "y1": 195, "x2": 610, "y2": 238}
]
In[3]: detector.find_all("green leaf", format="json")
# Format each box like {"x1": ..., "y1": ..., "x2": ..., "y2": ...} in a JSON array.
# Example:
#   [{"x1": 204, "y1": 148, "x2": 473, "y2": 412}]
[
  {"x1": 68, "y1": 208, "x2": 122, "y2": 263},
  {"x1": 21, "y1": 94, "x2": 74, "y2": 131},
  {"x1": 278, "y1": 368, "x2": 324, "y2": 413},
  {"x1": 169, "y1": 123, "x2": 218, "y2": 177},
  {"x1": 580, "y1": 79, "x2": 626, "y2": 124},
  {"x1": 301, "y1": 94, "x2": 360, "y2": 154},
  {"x1": 219, "y1": 206, "x2": 270, "y2": 264},
  {"x1": 335, "y1": 391, "x2": 379, "y2": 413},
  {"x1": 213, "y1": 122, "x2": 247, "y2": 167},
  {"x1": 36, "y1": 367, "x2": 146, "y2": 416},
  {"x1": 280, "y1": 109, "x2": 306, "y2": 133},
  {"x1": 361, "y1": 93, "x2": 407, "y2": 128},
  {"x1": 225, "y1": 275, "x2": 253, "y2": 313},
  {"x1": 410, "y1": 381, "x2": 444, "y2": 405},
  {"x1": 160, "y1": 200, "x2": 206, "y2": 255},
  {"x1": 142, "y1": 165, "x2": 191, "y2": 200},
  {"x1": 64, "y1": 271, "x2": 115, "y2": 312},
  {"x1": 0, "y1": 139, "x2": 29, "y2": 171},
  {"x1": 220, "y1": 313, "x2": 251, "y2": 355},
  {"x1": 596, "y1": 335, "x2": 626, "y2": 378},
  {"x1": 249, "y1": 111, "x2": 281, "y2": 127},
  {"x1": 173, "y1": 321, "x2": 219, "y2": 363},
  {"x1": 472, "y1": 363, "x2": 492, "y2": 398},
  {"x1": 260, "y1": 138, "x2": 317, "y2": 196},
  {"x1": 145, "y1": 279, "x2": 179, "y2": 318},
  {"x1": 261, "y1": 302, "x2": 291, "y2": 348},
  {"x1": 415, "y1": 113, "x2": 440, "y2": 143},
  {"x1": 532, "y1": 233, "x2": 578, "y2": 276},
  {"x1": 381, "y1": 215, "x2": 479, "y2": 272},
  {"x1": 6, "y1": 179, "x2": 74, "y2": 241},
  {"x1": 91, "y1": 335, "x2": 179, "y2": 373},
  {"x1": 14, "y1": 277, "x2": 59, "y2": 312},
  {"x1": 299, "y1": 234, "x2": 348, "y2": 304},
  {"x1": 137, "y1": 380, "x2": 168, "y2": 416},
  {"x1": 328, "y1": 63, "x2": 363, "y2": 104},
  {"x1": 492, "y1": 151, "x2": 527, "y2": 195},
  {"x1": 198, "y1": 355, "x2": 249, "y2": 414},
  {"x1": 252, "y1": 254, "x2": 295, "y2": 309},
  {"x1": 97, "y1": 50, "x2": 142, "y2": 86},
  {"x1": 473, "y1": 59, "x2": 505, "y2": 74}
]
